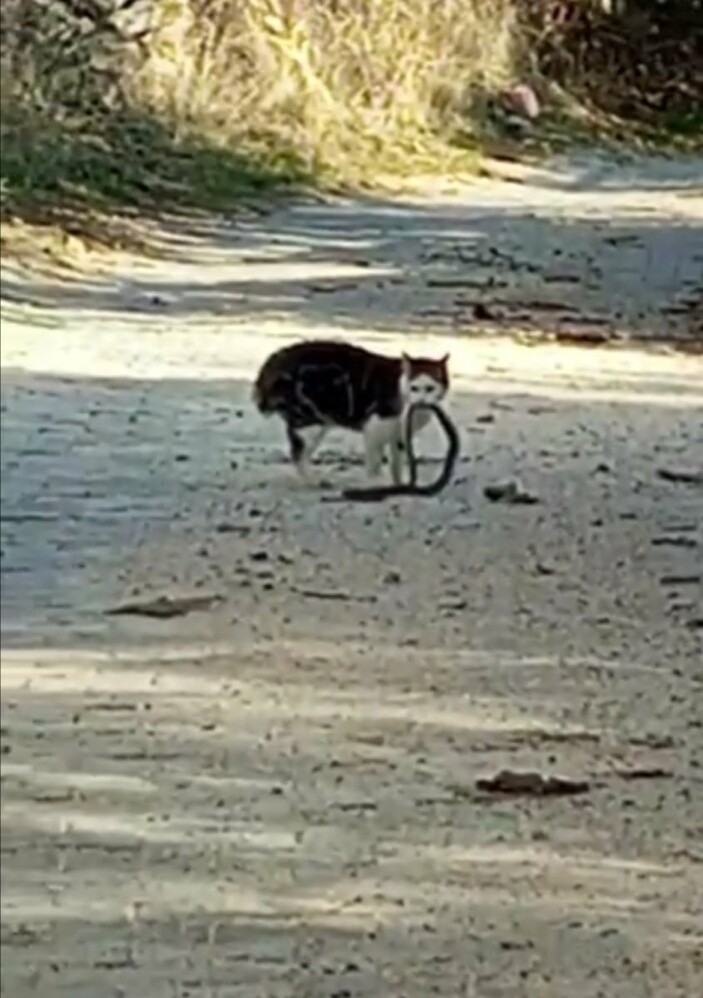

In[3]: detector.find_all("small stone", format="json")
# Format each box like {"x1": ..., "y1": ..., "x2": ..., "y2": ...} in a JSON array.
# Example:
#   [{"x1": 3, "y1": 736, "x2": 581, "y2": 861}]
[
  {"x1": 473, "y1": 302, "x2": 500, "y2": 321},
  {"x1": 484, "y1": 480, "x2": 538, "y2": 505},
  {"x1": 535, "y1": 561, "x2": 555, "y2": 576},
  {"x1": 215, "y1": 522, "x2": 248, "y2": 534}
]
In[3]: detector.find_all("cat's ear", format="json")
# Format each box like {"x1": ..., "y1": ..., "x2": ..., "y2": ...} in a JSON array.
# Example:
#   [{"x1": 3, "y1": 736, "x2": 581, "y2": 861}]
[
  {"x1": 439, "y1": 353, "x2": 450, "y2": 365},
  {"x1": 401, "y1": 352, "x2": 412, "y2": 375}
]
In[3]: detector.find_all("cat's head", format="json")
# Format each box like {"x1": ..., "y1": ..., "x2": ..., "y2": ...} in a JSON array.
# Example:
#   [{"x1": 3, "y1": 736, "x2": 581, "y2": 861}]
[{"x1": 400, "y1": 352, "x2": 450, "y2": 405}]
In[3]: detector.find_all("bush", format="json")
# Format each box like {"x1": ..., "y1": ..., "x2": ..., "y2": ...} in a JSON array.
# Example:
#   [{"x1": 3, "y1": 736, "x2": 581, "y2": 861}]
[
  {"x1": 1, "y1": 1, "x2": 699, "y2": 248},
  {"x1": 0, "y1": 0, "x2": 518, "y2": 219}
]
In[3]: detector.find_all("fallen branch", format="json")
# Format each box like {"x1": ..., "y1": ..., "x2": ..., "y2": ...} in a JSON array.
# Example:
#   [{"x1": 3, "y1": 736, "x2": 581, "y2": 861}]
[
  {"x1": 475, "y1": 769, "x2": 591, "y2": 797},
  {"x1": 106, "y1": 593, "x2": 222, "y2": 619},
  {"x1": 292, "y1": 587, "x2": 377, "y2": 603},
  {"x1": 611, "y1": 767, "x2": 673, "y2": 781}
]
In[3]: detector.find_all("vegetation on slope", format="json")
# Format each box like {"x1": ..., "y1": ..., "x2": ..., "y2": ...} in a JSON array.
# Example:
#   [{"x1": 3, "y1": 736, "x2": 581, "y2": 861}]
[{"x1": 1, "y1": 1, "x2": 700, "y2": 253}]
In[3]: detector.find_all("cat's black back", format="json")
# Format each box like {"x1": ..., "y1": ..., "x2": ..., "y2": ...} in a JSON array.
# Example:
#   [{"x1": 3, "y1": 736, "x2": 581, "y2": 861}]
[{"x1": 254, "y1": 340, "x2": 402, "y2": 431}]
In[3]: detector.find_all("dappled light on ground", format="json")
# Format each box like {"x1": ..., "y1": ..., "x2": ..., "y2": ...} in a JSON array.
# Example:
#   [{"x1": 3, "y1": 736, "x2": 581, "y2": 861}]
[
  {"x1": 2, "y1": 152, "x2": 701, "y2": 350},
  {"x1": 3, "y1": 631, "x2": 702, "y2": 992},
  {"x1": 2, "y1": 152, "x2": 702, "y2": 996},
  {"x1": 2, "y1": 632, "x2": 701, "y2": 995}
]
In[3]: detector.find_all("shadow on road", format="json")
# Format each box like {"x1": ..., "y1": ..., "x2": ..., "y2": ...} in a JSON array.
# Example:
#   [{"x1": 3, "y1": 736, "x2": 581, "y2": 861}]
[
  {"x1": 2, "y1": 362, "x2": 700, "y2": 649},
  {"x1": 2, "y1": 175, "x2": 702, "y2": 351}
]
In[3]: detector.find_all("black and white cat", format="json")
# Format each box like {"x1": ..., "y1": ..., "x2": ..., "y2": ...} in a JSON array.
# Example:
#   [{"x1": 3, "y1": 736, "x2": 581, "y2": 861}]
[{"x1": 254, "y1": 339, "x2": 450, "y2": 483}]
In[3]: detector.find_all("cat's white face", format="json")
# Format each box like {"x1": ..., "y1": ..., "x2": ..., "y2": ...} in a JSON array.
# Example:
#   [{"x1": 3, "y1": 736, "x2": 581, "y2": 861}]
[
  {"x1": 401, "y1": 371, "x2": 448, "y2": 405},
  {"x1": 399, "y1": 351, "x2": 450, "y2": 409}
]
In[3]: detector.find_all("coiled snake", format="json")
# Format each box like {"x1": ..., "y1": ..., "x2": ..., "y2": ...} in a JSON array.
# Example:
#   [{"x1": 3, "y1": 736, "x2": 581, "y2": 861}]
[{"x1": 322, "y1": 400, "x2": 460, "y2": 503}]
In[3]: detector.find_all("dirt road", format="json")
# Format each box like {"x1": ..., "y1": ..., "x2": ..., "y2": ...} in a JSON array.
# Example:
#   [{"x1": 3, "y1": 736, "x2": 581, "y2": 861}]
[{"x1": 2, "y1": 153, "x2": 702, "y2": 997}]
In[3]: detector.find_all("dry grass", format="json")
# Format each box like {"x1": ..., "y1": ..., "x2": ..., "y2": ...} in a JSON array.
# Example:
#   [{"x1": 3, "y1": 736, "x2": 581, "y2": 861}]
[
  {"x1": 0, "y1": 0, "x2": 519, "y2": 247},
  {"x1": 1, "y1": 0, "x2": 698, "y2": 260},
  {"x1": 134, "y1": 0, "x2": 519, "y2": 182}
]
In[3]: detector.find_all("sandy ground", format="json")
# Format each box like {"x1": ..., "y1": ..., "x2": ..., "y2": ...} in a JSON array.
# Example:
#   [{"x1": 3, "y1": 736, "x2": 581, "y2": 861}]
[{"x1": 1, "y1": 153, "x2": 703, "y2": 997}]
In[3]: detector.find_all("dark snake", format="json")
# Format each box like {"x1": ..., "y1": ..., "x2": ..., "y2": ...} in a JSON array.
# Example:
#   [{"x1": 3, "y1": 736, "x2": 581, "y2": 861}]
[{"x1": 322, "y1": 400, "x2": 460, "y2": 503}]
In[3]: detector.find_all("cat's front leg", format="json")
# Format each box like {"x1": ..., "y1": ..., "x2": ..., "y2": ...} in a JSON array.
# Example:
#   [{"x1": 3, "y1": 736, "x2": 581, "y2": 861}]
[
  {"x1": 363, "y1": 415, "x2": 399, "y2": 480},
  {"x1": 286, "y1": 423, "x2": 329, "y2": 488},
  {"x1": 364, "y1": 443, "x2": 384, "y2": 479}
]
